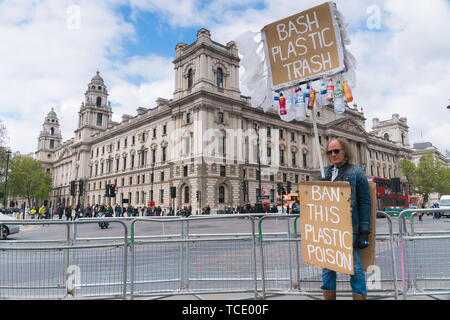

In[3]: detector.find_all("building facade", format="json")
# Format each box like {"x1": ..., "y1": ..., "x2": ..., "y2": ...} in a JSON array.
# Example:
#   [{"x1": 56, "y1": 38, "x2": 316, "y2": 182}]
[{"x1": 36, "y1": 28, "x2": 412, "y2": 213}]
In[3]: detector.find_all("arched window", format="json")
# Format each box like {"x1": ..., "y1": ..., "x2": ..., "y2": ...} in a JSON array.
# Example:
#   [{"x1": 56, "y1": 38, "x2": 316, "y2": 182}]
[
  {"x1": 184, "y1": 186, "x2": 189, "y2": 204},
  {"x1": 96, "y1": 97, "x2": 102, "y2": 107},
  {"x1": 218, "y1": 186, "x2": 225, "y2": 203},
  {"x1": 188, "y1": 69, "x2": 193, "y2": 89},
  {"x1": 383, "y1": 133, "x2": 389, "y2": 141},
  {"x1": 217, "y1": 68, "x2": 223, "y2": 88},
  {"x1": 50, "y1": 127, "x2": 55, "y2": 135}
]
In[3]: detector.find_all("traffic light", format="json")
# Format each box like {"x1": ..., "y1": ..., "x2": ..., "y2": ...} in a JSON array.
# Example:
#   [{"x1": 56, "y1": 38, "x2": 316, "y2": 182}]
[
  {"x1": 277, "y1": 183, "x2": 282, "y2": 195},
  {"x1": 242, "y1": 180, "x2": 248, "y2": 193},
  {"x1": 287, "y1": 181, "x2": 292, "y2": 194},
  {"x1": 70, "y1": 181, "x2": 76, "y2": 196},
  {"x1": 110, "y1": 184, "x2": 116, "y2": 198},
  {"x1": 170, "y1": 186, "x2": 177, "y2": 198},
  {"x1": 79, "y1": 180, "x2": 84, "y2": 195},
  {"x1": 105, "y1": 183, "x2": 110, "y2": 197}
]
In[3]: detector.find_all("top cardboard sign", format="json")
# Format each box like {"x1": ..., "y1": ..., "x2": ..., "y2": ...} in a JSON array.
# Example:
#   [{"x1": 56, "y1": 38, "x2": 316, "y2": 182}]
[{"x1": 262, "y1": 2, "x2": 345, "y2": 89}]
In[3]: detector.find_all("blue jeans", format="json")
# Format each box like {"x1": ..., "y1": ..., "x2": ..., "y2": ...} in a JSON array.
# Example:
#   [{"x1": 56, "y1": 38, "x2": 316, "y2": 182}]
[{"x1": 321, "y1": 236, "x2": 367, "y2": 295}]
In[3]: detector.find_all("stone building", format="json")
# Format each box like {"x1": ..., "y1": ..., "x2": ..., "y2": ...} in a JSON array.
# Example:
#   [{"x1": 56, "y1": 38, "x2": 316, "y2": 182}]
[{"x1": 36, "y1": 28, "x2": 412, "y2": 213}]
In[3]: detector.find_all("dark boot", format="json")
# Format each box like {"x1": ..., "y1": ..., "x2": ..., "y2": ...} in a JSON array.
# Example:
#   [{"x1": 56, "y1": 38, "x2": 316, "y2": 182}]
[{"x1": 323, "y1": 290, "x2": 336, "y2": 300}]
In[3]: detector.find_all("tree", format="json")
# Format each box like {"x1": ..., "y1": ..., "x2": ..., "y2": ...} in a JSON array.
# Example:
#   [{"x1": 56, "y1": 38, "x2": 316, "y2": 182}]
[
  {"x1": 7, "y1": 155, "x2": 52, "y2": 208},
  {"x1": 399, "y1": 151, "x2": 449, "y2": 203}
]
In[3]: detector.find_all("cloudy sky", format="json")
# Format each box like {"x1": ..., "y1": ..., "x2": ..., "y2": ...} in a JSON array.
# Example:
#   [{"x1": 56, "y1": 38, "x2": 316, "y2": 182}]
[{"x1": 0, "y1": 0, "x2": 449, "y2": 156}]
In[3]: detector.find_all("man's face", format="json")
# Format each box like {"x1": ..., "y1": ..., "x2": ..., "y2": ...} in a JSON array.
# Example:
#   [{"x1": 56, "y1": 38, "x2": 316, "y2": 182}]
[{"x1": 327, "y1": 140, "x2": 346, "y2": 167}]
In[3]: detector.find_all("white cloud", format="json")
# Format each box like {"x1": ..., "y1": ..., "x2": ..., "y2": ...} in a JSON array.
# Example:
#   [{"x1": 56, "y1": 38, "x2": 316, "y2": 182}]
[{"x1": 1, "y1": 0, "x2": 449, "y2": 158}]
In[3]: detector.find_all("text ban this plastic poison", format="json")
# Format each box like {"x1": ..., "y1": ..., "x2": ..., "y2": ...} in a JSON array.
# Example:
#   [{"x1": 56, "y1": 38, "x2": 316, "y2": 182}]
[{"x1": 299, "y1": 181, "x2": 354, "y2": 275}]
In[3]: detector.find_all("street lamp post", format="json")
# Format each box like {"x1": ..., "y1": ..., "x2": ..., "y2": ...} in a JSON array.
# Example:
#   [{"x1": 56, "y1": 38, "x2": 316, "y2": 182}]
[
  {"x1": 3, "y1": 149, "x2": 11, "y2": 208},
  {"x1": 254, "y1": 124, "x2": 263, "y2": 213}
]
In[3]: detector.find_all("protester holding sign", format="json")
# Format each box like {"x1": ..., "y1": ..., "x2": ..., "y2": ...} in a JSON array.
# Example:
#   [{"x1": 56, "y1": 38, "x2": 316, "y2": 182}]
[{"x1": 318, "y1": 137, "x2": 371, "y2": 300}]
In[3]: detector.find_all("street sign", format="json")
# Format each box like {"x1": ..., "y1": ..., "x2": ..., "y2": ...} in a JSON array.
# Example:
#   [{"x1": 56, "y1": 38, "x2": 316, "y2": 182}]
[{"x1": 257, "y1": 195, "x2": 270, "y2": 200}]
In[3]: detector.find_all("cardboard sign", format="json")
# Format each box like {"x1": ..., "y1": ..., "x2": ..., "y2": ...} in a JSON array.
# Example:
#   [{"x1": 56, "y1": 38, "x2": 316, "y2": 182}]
[
  {"x1": 262, "y1": 1, "x2": 345, "y2": 89},
  {"x1": 299, "y1": 181, "x2": 353, "y2": 275},
  {"x1": 360, "y1": 182, "x2": 377, "y2": 271}
]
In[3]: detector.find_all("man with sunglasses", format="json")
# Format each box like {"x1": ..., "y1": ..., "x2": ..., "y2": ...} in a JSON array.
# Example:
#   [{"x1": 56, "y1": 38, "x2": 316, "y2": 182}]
[{"x1": 319, "y1": 137, "x2": 371, "y2": 300}]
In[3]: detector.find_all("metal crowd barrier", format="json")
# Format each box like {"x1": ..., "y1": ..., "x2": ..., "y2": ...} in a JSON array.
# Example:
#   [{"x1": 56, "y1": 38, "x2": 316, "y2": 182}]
[
  {"x1": 1, "y1": 209, "x2": 450, "y2": 300},
  {"x1": 398, "y1": 208, "x2": 450, "y2": 300}
]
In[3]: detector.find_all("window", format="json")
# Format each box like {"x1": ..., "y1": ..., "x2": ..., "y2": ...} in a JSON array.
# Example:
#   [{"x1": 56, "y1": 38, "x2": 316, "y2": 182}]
[
  {"x1": 162, "y1": 146, "x2": 167, "y2": 162},
  {"x1": 153, "y1": 128, "x2": 157, "y2": 138},
  {"x1": 152, "y1": 149, "x2": 156, "y2": 163},
  {"x1": 50, "y1": 127, "x2": 55, "y2": 135},
  {"x1": 160, "y1": 189, "x2": 164, "y2": 203},
  {"x1": 186, "y1": 113, "x2": 191, "y2": 124},
  {"x1": 132, "y1": 135, "x2": 135, "y2": 145},
  {"x1": 188, "y1": 69, "x2": 193, "y2": 89},
  {"x1": 292, "y1": 151, "x2": 296, "y2": 166},
  {"x1": 280, "y1": 150, "x2": 285, "y2": 164},
  {"x1": 384, "y1": 133, "x2": 390, "y2": 141},
  {"x1": 161, "y1": 171, "x2": 165, "y2": 182},
  {"x1": 270, "y1": 174, "x2": 274, "y2": 182},
  {"x1": 163, "y1": 124, "x2": 167, "y2": 135},
  {"x1": 184, "y1": 135, "x2": 190, "y2": 155},
  {"x1": 218, "y1": 136, "x2": 225, "y2": 155},
  {"x1": 218, "y1": 186, "x2": 225, "y2": 203},
  {"x1": 217, "y1": 67, "x2": 223, "y2": 88},
  {"x1": 96, "y1": 97, "x2": 102, "y2": 107},
  {"x1": 130, "y1": 155, "x2": 135, "y2": 168},
  {"x1": 50, "y1": 139, "x2": 55, "y2": 149},
  {"x1": 184, "y1": 186, "x2": 189, "y2": 204},
  {"x1": 279, "y1": 129, "x2": 283, "y2": 139},
  {"x1": 267, "y1": 127, "x2": 271, "y2": 137},
  {"x1": 218, "y1": 112, "x2": 224, "y2": 124},
  {"x1": 220, "y1": 165, "x2": 226, "y2": 177},
  {"x1": 291, "y1": 132, "x2": 295, "y2": 142},
  {"x1": 129, "y1": 176, "x2": 133, "y2": 185},
  {"x1": 184, "y1": 166, "x2": 188, "y2": 177},
  {"x1": 303, "y1": 154, "x2": 307, "y2": 168},
  {"x1": 295, "y1": 174, "x2": 299, "y2": 183},
  {"x1": 283, "y1": 173, "x2": 287, "y2": 182},
  {"x1": 302, "y1": 135, "x2": 306, "y2": 144},
  {"x1": 96, "y1": 113, "x2": 103, "y2": 126},
  {"x1": 267, "y1": 147, "x2": 272, "y2": 163}
]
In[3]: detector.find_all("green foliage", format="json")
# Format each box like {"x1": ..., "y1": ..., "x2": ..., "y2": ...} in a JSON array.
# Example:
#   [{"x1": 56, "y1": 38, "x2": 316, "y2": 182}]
[
  {"x1": 7, "y1": 155, "x2": 52, "y2": 207},
  {"x1": 399, "y1": 151, "x2": 450, "y2": 202}
]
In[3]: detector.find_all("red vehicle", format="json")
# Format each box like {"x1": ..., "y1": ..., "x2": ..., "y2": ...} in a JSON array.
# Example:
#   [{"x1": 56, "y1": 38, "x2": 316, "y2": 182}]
[{"x1": 367, "y1": 176, "x2": 409, "y2": 212}]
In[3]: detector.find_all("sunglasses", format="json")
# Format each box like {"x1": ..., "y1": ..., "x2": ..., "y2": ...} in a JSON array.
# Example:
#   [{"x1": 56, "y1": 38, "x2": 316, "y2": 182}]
[{"x1": 326, "y1": 149, "x2": 343, "y2": 156}]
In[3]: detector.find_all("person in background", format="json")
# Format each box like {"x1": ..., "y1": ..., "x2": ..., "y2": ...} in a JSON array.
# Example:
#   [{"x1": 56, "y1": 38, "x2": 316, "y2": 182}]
[{"x1": 318, "y1": 137, "x2": 371, "y2": 300}]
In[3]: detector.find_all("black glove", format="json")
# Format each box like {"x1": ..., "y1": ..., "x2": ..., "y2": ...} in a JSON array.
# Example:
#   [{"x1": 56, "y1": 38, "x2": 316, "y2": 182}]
[{"x1": 356, "y1": 230, "x2": 370, "y2": 249}]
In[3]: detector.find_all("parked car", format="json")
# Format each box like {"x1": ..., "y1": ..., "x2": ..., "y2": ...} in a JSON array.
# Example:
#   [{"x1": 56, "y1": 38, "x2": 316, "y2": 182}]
[
  {"x1": 439, "y1": 195, "x2": 450, "y2": 218},
  {"x1": 0, "y1": 212, "x2": 20, "y2": 240}
]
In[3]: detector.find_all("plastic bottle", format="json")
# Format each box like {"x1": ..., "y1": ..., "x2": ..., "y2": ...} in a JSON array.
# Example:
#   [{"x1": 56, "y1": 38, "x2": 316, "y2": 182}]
[
  {"x1": 326, "y1": 78, "x2": 334, "y2": 102},
  {"x1": 333, "y1": 80, "x2": 346, "y2": 114},
  {"x1": 319, "y1": 80, "x2": 327, "y2": 107},
  {"x1": 343, "y1": 80, "x2": 353, "y2": 102},
  {"x1": 294, "y1": 88, "x2": 306, "y2": 121},
  {"x1": 308, "y1": 89, "x2": 316, "y2": 110},
  {"x1": 278, "y1": 92, "x2": 287, "y2": 115}
]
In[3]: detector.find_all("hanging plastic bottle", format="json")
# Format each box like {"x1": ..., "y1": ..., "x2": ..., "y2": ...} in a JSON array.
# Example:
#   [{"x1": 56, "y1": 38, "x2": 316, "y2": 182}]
[
  {"x1": 304, "y1": 84, "x2": 311, "y2": 106},
  {"x1": 308, "y1": 89, "x2": 316, "y2": 110},
  {"x1": 319, "y1": 80, "x2": 327, "y2": 107},
  {"x1": 333, "y1": 80, "x2": 346, "y2": 114},
  {"x1": 278, "y1": 92, "x2": 287, "y2": 115},
  {"x1": 294, "y1": 88, "x2": 306, "y2": 121},
  {"x1": 343, "y1": 80, "x2": 353, "y2": 103},
  {"x1": 326, "y1": 78, "x2": 334, "y2": 102}
]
